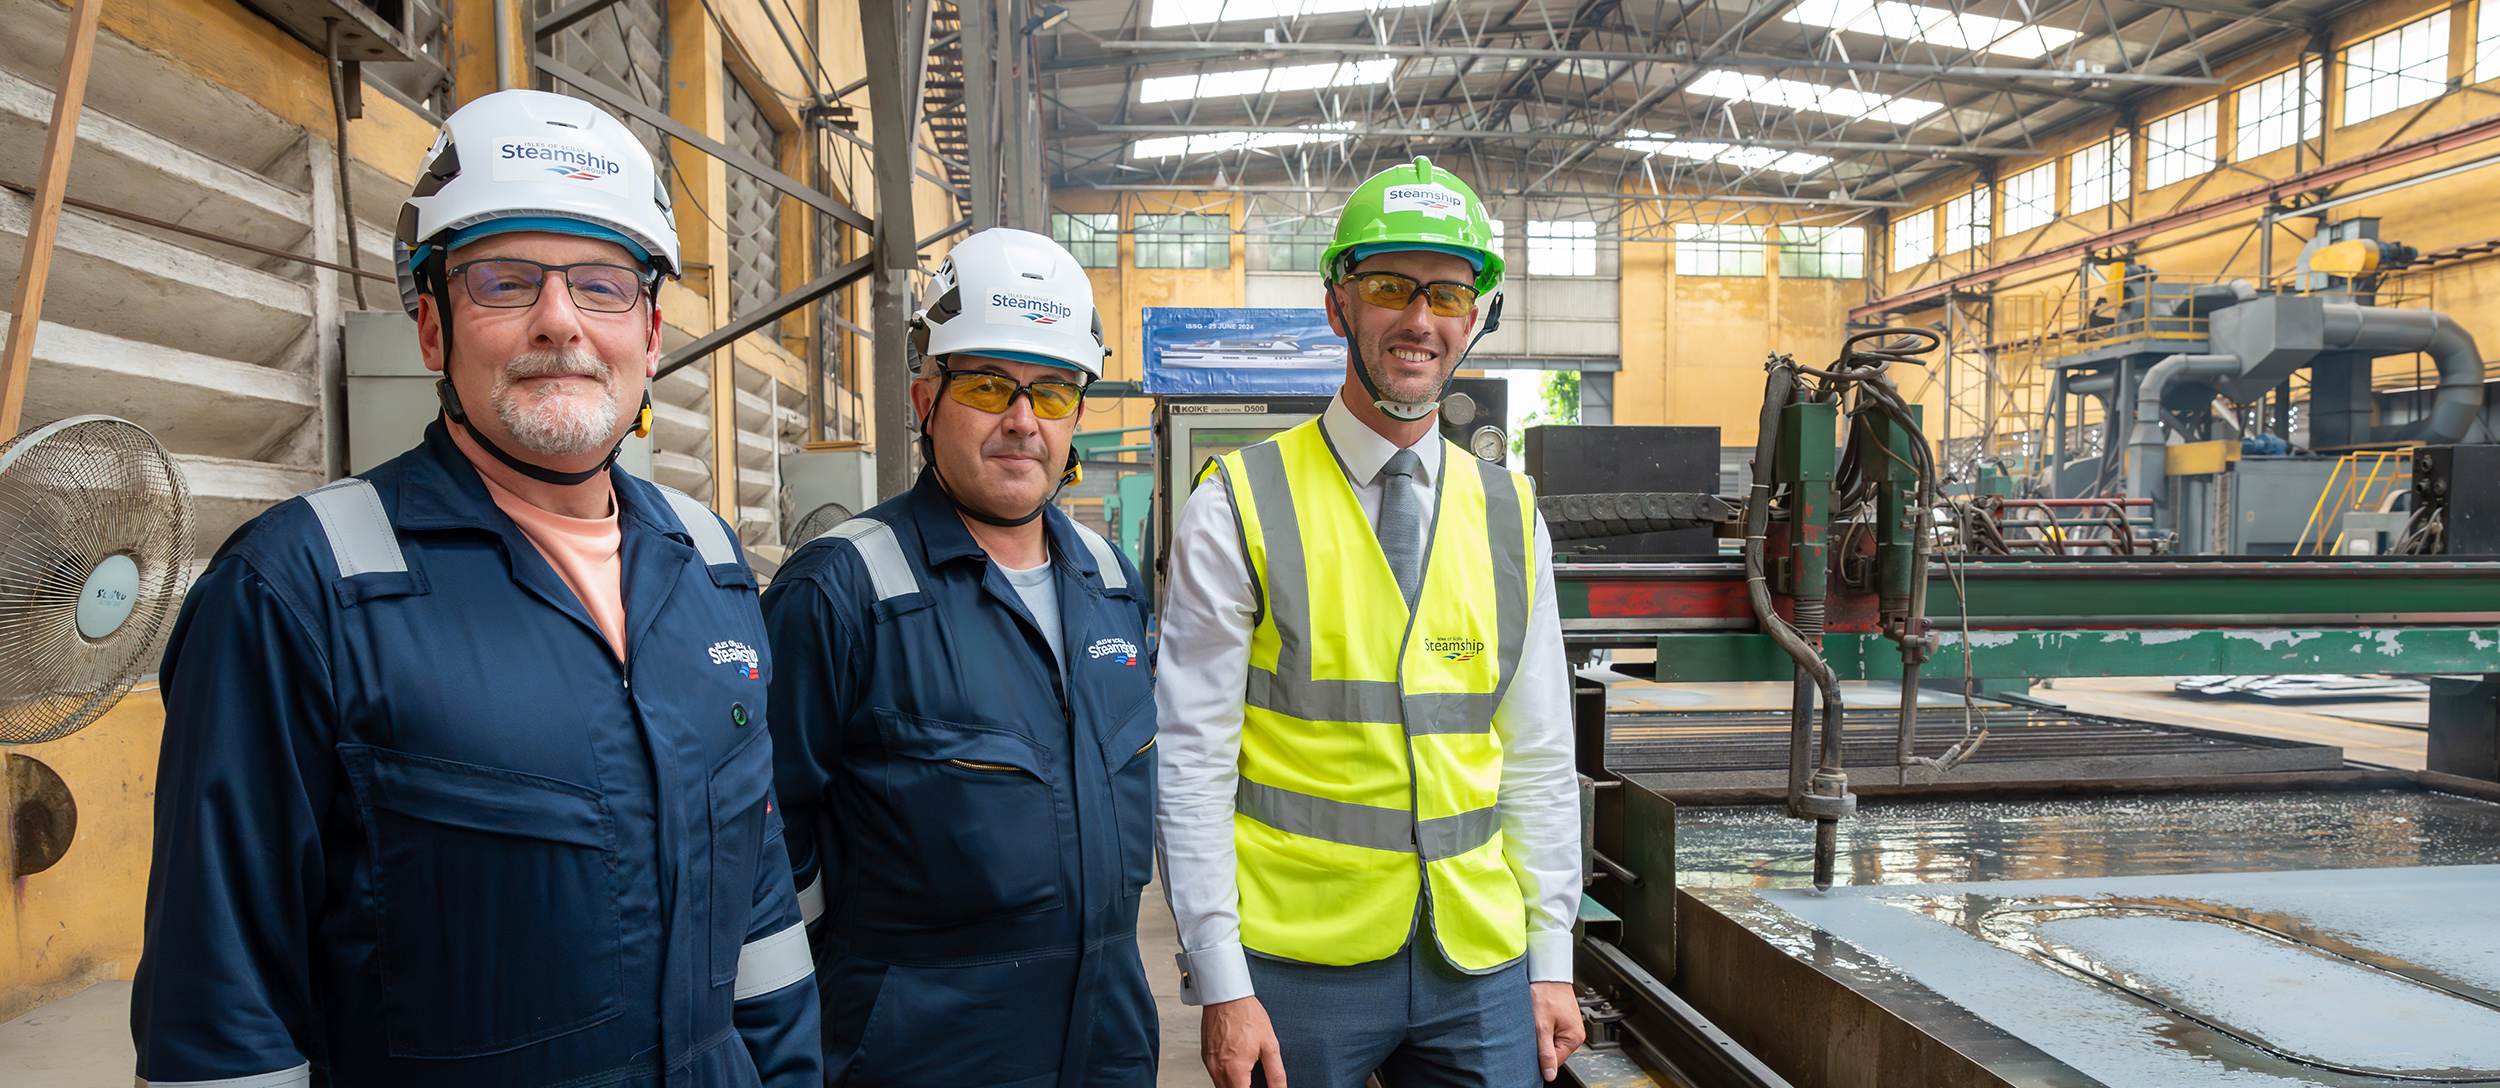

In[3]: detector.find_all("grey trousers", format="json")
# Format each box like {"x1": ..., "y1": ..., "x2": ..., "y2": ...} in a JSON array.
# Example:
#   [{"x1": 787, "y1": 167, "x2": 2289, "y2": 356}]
[{"x1": 1246, "y1": 939, "x2": 1537, "y2": 1088}]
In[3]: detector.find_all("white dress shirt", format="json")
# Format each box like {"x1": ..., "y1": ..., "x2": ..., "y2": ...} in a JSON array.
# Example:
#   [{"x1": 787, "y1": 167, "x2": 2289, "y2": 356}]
[{"x1": 1154, "y1": 394, "x2": 1582, "y2": 1006}]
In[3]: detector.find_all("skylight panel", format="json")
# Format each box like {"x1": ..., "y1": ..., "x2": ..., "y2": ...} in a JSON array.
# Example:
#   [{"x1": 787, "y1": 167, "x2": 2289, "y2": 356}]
[
  {"x1": 1615, "y1": 130, "x2": 1835, "y2": 174},
  {"x1": 1688, "y1": 71, "x2": 1941, "y2": 125},
  {"x1": 1150, "y1": 0, "x2": 1431, "y2": 28},
  {"x1": 1129, "y1": 123, "x2": 1353, "y2": 159},
  {"x1": 1785, "y1": 0, "x2": 2081, "y2": 59},
  {"x1": 1140, "y1": 60, "x2": 1395, "y2": 102}
]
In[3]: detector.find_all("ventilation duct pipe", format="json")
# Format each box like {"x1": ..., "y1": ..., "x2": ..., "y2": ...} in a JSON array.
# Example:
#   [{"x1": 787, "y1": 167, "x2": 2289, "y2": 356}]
[
  {"x1": 2126, "y1": 354, "x2": 2243, "y2": 504},
  {"x1": 2320, "y1": 304, "x2": 2485, "y2": 443}
]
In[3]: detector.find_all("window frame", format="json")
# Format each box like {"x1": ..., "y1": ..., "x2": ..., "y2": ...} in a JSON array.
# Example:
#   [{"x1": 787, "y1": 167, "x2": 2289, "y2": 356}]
[
  {"x1": 1775, "y1": 225, "x2": 1864, "y2": 279},
  {"x1": 2000, "y1": 162, "x2": 2056, "y2": 235},
  {"x1": 2144, "y1": 100, "x2": 2219, "y2": 189},
  {"x1": 1940, "y1": 188, "x2": 1992, "y2": 256},
  {"x1": 2068, "y1": 133, "x2": 2132, "y2": 214},
  {"x1": 1132, "y1": 212, "x2": 1232, "y2": 270},
  {"x1": 1050, "y1": 212, "x2": 1120, "y2": 268},
  {"x1": 1891, "y1": 207, "x2": 1936, "y2": 272},
  {"x1": 1673, "y1": 223, "x2": 1767, "y2": 277},
  {"x1": 2343, "y1": 11, "x2": 2452, "y2": 126},
  {"x1": 2234, "y1": 60, "x2": 2325, "y2": 160},
  {"x1": 1525, "y1": 219, "x2": 1598, "y2": 277}
]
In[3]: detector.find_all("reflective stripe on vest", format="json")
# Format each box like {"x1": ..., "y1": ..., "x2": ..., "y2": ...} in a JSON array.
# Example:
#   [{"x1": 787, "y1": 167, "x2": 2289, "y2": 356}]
[
  {"x1": 1215, "y1": 419, "x2": 1535, "y2": 972},
  {"x1": 302, "y1": 479, "x2": 405, "y2": 577}
]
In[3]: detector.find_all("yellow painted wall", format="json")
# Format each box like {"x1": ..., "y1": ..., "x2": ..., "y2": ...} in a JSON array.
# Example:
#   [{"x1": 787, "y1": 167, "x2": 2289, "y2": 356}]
[
  {"x1": 0, "y1": 689, "x2": 162, "y2": 1022},
  {"x1": 1051, "y1": 190, "x2": 1249, "y2": 444}
]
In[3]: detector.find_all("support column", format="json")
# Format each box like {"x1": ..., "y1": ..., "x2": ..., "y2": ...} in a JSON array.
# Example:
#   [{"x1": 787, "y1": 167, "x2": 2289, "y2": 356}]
[
  {"x1": 308, "y1": 138, "x2": 349, "y2": 481},
  {"x1": 962, "y1": 0, "x2": 1000, "y2": 231},
  {"x1": 861, "y1": 0, "x2": 918, "y2": 500},
  {"x1": 667, "y1": 0, "x2": 732, "y2": 515}
]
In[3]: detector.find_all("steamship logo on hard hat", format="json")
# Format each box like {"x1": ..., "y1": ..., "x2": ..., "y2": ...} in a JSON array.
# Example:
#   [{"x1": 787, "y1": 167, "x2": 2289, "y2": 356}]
[
  {"x1": 988, "y1": 292, "x2": 1074, "y2": 326},
  {"x1": 1383, "y1": 183, "x2": 1466, "y2": 219},
  {"x1": 495, "y1": 141, "x2": 623, "y2": 183}
]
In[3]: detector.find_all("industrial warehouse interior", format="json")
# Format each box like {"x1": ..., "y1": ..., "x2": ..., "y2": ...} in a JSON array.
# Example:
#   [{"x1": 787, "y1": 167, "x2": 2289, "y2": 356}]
[{"x1": 4, "y1": 0, "x2": 2500, "y2": 1083}]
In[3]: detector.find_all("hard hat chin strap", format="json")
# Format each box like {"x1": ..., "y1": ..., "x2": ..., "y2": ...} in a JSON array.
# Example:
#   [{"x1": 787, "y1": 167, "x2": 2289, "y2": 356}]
[
  {"x1": 1328, "y1": 287, "x2": 1505, "y2": 423},
  {"x1": 917, "y1": 384, "x2": 1076, "y2": 529},
  {"x1": 437, "y1": 377, "x2": 645, "y2": 487}
]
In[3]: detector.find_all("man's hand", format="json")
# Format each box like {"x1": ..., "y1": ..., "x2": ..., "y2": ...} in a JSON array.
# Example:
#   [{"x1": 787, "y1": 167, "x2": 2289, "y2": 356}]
[
  {"x1": 1531, "y1": 981, "x2": 1586, "y2": 1082},
  {"x1": 1201, "y1": 995, "x2": 1287, "y2": 1088}
]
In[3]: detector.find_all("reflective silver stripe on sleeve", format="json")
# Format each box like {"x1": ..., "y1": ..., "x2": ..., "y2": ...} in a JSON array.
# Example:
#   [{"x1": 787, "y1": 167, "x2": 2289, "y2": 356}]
[
  {"x1": 1071, "y1": 523, "x2": 1127, "y2": 590},
  {"x1": 796, "y1": 873, "x2": 825, "y2": 925},
  {"x1": 140, "y1": 1062, "x2": 314, "y2": 1088},
  {"x1": 827, "y1": 517, "x2": 919, "y2": 600},
  {"x1": 302, "y1": 479, "x2": 404, "y2": 577},
  {"x1": 732, "y1": 921, "x2": 815, "y2": 1000},
  {"x1": 1235, "y1": 778, "x2": 1501, "y2": 861},
  {"x1": 660, "y1": 486, "x2": 742, "y2": 566}
]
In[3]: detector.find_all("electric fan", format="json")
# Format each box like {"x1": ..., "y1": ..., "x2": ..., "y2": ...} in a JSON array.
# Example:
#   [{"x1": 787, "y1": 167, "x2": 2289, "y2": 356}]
[
  {"x1": 787, "y1": 501, "x2": 854, "y2": 546},
  {"x1": 0, "y1": 415, "x2": 194, "y2": 745}
]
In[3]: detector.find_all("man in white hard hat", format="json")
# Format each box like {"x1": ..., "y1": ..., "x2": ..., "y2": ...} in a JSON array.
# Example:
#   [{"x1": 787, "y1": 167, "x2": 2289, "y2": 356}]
[
  {"x1": 134, "y1": 89, "x2": 820, "y2": 1088},
  {"x1": 763, "y1": 227, "x2": 1158, "y2": 1086}
]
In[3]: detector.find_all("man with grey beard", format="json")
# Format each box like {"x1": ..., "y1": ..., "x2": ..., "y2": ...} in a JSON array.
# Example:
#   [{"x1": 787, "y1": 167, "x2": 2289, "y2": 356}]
[{"x1": 134, "y1": 90, "x2": 819, "y2": 1088}]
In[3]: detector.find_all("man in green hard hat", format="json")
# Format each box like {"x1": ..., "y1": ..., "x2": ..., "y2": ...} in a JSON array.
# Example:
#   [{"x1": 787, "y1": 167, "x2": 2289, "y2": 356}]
[{"x1": 1155, "y1": 156, "x2": 1586, "y2": 1087}]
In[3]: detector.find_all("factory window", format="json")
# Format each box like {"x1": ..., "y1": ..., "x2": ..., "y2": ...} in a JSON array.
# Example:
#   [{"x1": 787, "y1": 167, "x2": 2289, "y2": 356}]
[
  {"x1": 2000, "y1": 162, "x2": 2055, "y2": 235},
  {"x1": 2068, "y1": 133, "x2": 2131, "y2": 213},
  {"x1": 1674, "y1": 223, "x2": 1766, "y2": 277},
  {"x1": 1051, "y1": 213, "x2": 1119, "y2": 268},
  {"x1": 2482, "y1": 0, "x2": 2500, "y2": 81},
  {"x1": 1940, "y1": 188, "x2": 1991, "y2": 255},
  {"x1": 1890, "y1": 207, "x2": 1935, "y2": 271},
  {"x1": 1257, "y1": 216, "x2": 1332, "y2": 272},
  {"x1": 1134, "y1": 214, "x2": 1231, "y2": 269},
  {"x1": 722, "y1": 73, "x2": 783, "y2": 318},
  {"x1": 2144, "y1": 101, "x2": 2218, "y2": 188},
  {"x1": 1526, "y1": 220, "x2": 1598, "y2": 276},
  {"x1": 1776, "y1": 226, "x2": 1863, "y2": 279},
  {"x1": 2344, "y1": 11, "x2": 2450, "y2": 126},
  {"x1": 2235, "y1": 60, "x2": 2323, "y2": 159}
]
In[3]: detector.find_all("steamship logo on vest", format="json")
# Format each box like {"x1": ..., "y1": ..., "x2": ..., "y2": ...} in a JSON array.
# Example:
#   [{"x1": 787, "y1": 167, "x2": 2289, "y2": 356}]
[
  {"x1": 993, "y1": 293, "x2": 1071, "y2": 325},
  {"x1": 709, "y1": 639, "x2": 761, "y2": 679},
  {"x1": 1425, "y1": 636, "x2": 1484, "y2": 662},
  {"x1": 502, "y1": 141, "x2": 622, "y2": 181},
  {"x1": 1089, "y1": 637, "x2": 1142, "y2": 666}
]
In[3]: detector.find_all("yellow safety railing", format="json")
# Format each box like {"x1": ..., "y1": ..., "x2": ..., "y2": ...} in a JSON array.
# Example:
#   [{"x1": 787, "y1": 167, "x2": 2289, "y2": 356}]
[{"x1": 2293, "y1": 451, "x2": 2411, "y2": 555}]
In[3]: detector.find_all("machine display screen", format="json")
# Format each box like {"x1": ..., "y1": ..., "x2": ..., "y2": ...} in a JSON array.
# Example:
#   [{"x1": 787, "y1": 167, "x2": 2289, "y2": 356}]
[{"x1": 1188, "y1": 426, "x2": 1288, "y2": 481}]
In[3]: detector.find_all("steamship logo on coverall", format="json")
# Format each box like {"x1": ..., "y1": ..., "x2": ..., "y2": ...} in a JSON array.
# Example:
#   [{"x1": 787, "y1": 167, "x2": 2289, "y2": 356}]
[
  {"x1": 1088, "y1": 638, "x2": 1142, "y2": 666},
  {"x1": 709, "y1": 639, "x2": 761, "y2": 679}
]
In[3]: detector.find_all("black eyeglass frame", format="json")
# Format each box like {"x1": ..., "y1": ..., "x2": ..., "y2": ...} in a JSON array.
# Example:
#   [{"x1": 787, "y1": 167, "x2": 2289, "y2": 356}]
[
  {"x1": 446, "y1": 258, "x2": 662, "y2": 314},
  {"x1": 937, "y1": 367, "x2": 1091, "y2": 418},
  {"x1": 1339, "y1": 270, "x2": 1482, "y2": 317}
]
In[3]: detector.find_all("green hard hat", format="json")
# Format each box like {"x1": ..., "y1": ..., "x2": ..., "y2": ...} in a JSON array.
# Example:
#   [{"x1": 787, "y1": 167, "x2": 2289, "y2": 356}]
[{"x1": 1322, "y1": 156, "x2": 1505, "y2": 296}]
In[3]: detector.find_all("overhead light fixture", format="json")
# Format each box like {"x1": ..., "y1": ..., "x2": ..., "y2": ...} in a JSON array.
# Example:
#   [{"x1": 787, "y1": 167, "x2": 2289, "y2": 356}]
[{"x1": 1023, "y1": 4, "x2": 1071, "y2": 34}]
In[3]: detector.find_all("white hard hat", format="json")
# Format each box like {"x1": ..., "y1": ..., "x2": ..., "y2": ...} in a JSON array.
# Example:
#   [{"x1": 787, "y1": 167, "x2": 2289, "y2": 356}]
[
  {"x1": 911, "y1": 228, "x2": 1109, "y2": 380},
  {"x1": 393, "y1": 89, "x2": 681, "y2": 317}
]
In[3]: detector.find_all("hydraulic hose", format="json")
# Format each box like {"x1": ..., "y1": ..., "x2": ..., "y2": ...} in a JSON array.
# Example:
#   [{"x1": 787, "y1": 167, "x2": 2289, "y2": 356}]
[{"x1": 1742, "y1": 361, "x2": 1851, "y2": 891}]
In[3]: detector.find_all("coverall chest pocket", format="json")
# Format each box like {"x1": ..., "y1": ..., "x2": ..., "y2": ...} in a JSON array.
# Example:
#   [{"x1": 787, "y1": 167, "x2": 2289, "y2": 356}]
[
  {"x1": 709, "y1": 729, "x2": 773, "y2": 986},
  {"x1": 1105, "y1": 695, "x2": 1158, "y2": 893},
  {"x1": 339, "y1": 745, "x2": 623, "y2": 1058},
  {"x1": 866, "y1": 709, "x2": 1063, "y2": 927}
]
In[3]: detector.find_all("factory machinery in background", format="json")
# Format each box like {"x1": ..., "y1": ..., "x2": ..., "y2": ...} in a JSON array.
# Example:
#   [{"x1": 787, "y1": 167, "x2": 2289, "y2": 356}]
[
  {"x1": 2017, "y1": 217, "x2": 2495, "y2": 555},
  {"x1": 1521, "y1": 332, "x2": 2500, "y2": 1087}
]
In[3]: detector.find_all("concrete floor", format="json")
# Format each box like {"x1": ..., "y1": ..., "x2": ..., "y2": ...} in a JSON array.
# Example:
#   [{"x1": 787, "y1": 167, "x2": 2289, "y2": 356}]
[
  {"x1": 2039, "y1": 676, "x2": 2431, "y2": 770},
  {"x1": 0, "y1": 891, "x2": 1205, "y2": 1088}
]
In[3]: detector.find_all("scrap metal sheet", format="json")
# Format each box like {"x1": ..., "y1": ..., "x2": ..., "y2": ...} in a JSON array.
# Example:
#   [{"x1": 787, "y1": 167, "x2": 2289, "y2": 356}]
[{"x1": 1762, "y1": 865, "x2": 2500, "y2": 1086}]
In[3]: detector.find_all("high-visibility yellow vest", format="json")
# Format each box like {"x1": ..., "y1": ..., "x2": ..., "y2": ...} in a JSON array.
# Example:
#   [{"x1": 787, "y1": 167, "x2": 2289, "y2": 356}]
[{"x1": 1203, "y1": 418, "x2": 1536, "y2": 971}]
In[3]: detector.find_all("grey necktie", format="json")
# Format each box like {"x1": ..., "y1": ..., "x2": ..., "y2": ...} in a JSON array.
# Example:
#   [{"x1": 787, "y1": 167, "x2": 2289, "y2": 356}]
[{"x1": 1377, "y1": 448, "x2": 1424, "y2": 609}]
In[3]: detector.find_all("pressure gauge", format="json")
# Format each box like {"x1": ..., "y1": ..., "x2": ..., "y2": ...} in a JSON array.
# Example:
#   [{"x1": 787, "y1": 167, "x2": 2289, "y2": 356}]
[
  {"x1": 1440, "y1": 392, "x2": 1478, "y2": 426},
  {"x1": 1469, "y1": 425, "x2": 1507, "y2": 463}
]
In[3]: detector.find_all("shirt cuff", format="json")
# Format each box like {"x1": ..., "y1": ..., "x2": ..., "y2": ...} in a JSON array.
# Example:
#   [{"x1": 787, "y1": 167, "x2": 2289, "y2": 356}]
[
  {"x1": 1525, "y1": 928, "x2": 1576, "y2": 984},
  {"x1": 1176, "y1": 942, "x2": 1255, "y2": 1006}
]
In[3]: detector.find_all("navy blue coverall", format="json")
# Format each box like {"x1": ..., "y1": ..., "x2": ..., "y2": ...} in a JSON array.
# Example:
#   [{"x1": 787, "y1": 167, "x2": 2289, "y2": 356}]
[
  {"x1": 133, "y1": 421, "x2": 821, "y2": 1088},
  {"x1": 761, "y1": 470, "x2": 1158, "y2": 1088}
]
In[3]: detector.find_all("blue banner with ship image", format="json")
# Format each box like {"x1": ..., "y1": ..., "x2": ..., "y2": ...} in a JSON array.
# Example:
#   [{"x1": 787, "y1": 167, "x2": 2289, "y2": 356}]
[{"x1": 1141, "y1": 307, "x2": 1346, "y2": 395}]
